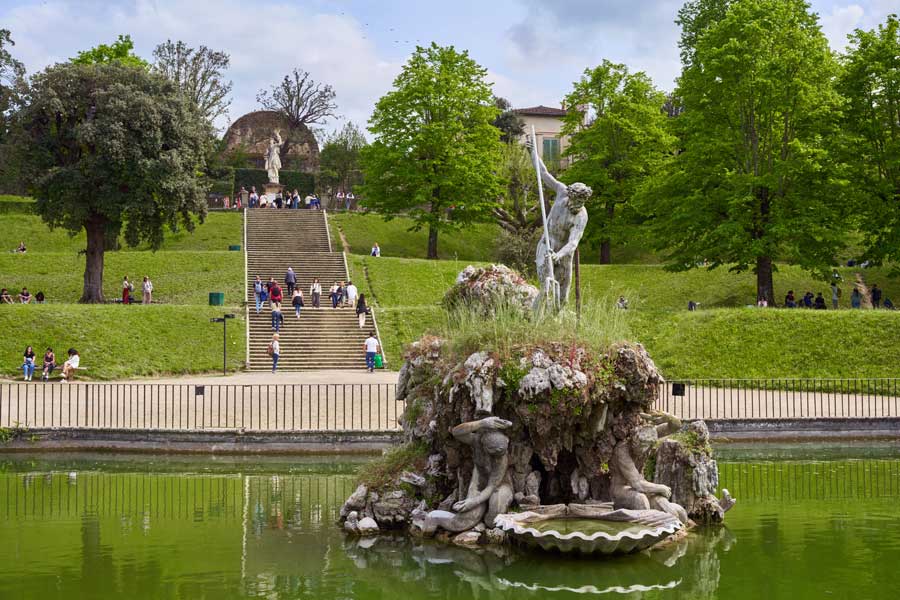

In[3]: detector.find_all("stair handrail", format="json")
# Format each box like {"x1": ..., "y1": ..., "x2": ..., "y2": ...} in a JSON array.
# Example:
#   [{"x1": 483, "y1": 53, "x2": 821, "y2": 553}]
[
  {"x1": 243, "y1": 207, "x2": 250, "y2": 368},
  {"x1": 323, "y1": 208, "x2": 333, "y2": 252}
]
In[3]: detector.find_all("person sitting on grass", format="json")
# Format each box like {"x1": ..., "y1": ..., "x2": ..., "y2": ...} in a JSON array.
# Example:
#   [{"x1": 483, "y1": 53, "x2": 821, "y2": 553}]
[
  {"x1": 14, "y1": 241, "x2": 26, "y2": 253},
  {"x1": 18, "y1": 287, "x2": 31, "y2": 304},
  {"x1": 884, "y1": 298, "x2": 895, "y2": 310},
  {"x1": 616, "y1": 296, "x2": 629, "y2": 310},
  {"x1": 802, "y1": 292, "x2": 814, "y2": 308},
  {"x1": 784, "y1": 290, "x2": 797, "y2": 308},
  {"x1": 34, "y1": 291, "x2": 45, "y2": 304},
  {"x1": 41, "y1": 347, "x2": 56, "y2": 381},
  {"x1": 814, "y1": 292, "x2": 827, "y2": 310},
  {"x1": 0, "y1": 288, "x2": 13, "y2": 303},
  {"x1": 61, "y1": 348, "x2": 80, "y2": 382}
]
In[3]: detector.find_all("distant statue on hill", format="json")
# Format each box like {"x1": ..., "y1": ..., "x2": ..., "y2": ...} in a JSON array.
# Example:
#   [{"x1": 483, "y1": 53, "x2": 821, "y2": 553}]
[
  {"x1": 265, "y1": 130, "x2": 283, "y2": 184},
  {"x1": 527, "y1": 138, "x2": 590, "y2": 310}
]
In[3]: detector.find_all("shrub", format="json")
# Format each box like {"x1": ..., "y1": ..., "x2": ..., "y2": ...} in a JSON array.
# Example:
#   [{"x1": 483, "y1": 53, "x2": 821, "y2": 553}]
[{"x1": 233, "y1": 168, "x2": 315, "y2": 195}]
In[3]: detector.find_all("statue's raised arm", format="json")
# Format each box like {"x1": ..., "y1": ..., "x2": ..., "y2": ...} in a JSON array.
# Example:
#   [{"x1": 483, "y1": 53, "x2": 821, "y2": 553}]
[{"x1": 526, "y1": 139, "x2": 566, "y2": 198}]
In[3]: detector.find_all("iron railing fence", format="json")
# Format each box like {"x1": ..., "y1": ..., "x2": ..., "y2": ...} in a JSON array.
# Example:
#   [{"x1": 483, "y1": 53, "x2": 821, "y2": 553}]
[
  {"x1": 2, "y1": 378, "x2": 899, "y2": 435},
  {"x1": 655, "y1": 378, "x2": 900, "y2": 420},
  {"x1": 0, "y1": 383, "x2": 401, "y2": 432}
]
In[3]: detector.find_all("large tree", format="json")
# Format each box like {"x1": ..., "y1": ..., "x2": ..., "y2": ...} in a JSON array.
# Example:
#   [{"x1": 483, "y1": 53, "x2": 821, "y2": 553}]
[
  {"x1": 360, "y1": 43, "x2": 502, "y2": 259},
  {"x1": 152, "y1": 39, "x2": 232, "y2": 125},
  {"x1": 0, "y1": 29, "x2": 26, "y2": 191},
  {"x1": 676, "y1": 0, "x2": 733, "y2": 67},
  {"x1": 561, "y1": 60, "x2": 674, "y2": 264},
  {"x1": 638, "y1": 0, "x2": 845, "y2": 304},
  {"x1": 839, "y1": 14, "x2": 900, "y2": 264},
  {"x1": 492, "y1": 96, "x2": 525, "y2": 143},
  {"x1": 16, "y1": 61, "x2": 211, "y2": 302},
  {"x1": 319, "y1": 121, "x2": 367, "y2": 196},
  {"x1": 257, "y1": 68, "x2": 337, "y2": 127}
]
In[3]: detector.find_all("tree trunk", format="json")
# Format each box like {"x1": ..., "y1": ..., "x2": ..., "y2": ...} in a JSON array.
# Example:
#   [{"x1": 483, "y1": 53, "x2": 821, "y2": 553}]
[
  {"x1": 756, "y1": 256, "x2": 774, "y2": 307},
  {"x1": 600, "y1": 241, "x2": 611, "y2": 264},
  {"x1": 427, "y1": 223, "x2": 439, "y2": 260},
  {"x1": 599, "y1": 200, "x2": 615, "y2": 264},
  {"x1": 80, "y1": 213, "x2": 107, "y2": 304}
]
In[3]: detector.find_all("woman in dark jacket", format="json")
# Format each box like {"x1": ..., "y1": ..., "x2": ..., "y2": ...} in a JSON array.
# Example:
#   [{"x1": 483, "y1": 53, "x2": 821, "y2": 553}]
[{"x1": 356, "y1": 294, "x2": 368, "y2": 328}]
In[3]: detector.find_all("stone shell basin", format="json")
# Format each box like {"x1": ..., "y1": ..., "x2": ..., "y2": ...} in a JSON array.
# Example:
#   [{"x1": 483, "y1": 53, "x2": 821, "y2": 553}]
[{"x1": 494, "y1": 504, "x2": 682, "y2": 556}]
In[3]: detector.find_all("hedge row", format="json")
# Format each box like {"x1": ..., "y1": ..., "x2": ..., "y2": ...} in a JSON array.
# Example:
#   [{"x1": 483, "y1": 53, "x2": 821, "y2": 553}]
[{"x1": 233, "y1": 168, "x2": 315, "y2": 196}]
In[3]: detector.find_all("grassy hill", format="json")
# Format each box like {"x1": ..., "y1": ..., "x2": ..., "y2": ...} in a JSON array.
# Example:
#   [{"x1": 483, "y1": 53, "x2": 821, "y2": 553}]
[
  {"x1": 345, "y1": 252, "x2": 900, "y2": 379},
  {"x1": 0, "y1": 198, "x2": 245, "y2": 380}
]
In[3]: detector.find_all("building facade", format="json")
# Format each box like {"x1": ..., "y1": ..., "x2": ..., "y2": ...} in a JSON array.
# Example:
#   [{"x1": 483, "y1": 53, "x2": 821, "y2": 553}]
[{"x1": 513, "y1": 105, "x2": 571, "y2": 170}]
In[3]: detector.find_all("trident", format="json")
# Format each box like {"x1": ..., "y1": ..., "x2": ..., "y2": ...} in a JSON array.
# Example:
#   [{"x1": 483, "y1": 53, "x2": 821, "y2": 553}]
[{"x1": 530, "y1": 125, "x2": 561, "y2": 311}]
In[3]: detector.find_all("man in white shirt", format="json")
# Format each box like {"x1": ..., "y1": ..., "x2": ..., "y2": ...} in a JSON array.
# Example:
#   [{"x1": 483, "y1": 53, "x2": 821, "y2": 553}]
[
  {"x1": 345, "y1": 191, "x2": 355, "y2": 210},
  {"x1": 336, "y1": 191, "x2": 344, "y2": 209},
  {"x1": 364, "y1": 332, "x2": 379, "y2": 372},
  {"x1": 346, "y1": 281, "x2": 359, "y2": 308},
  {"x1": 310, "y1": 278, "x2": 322, "y2": 308}
]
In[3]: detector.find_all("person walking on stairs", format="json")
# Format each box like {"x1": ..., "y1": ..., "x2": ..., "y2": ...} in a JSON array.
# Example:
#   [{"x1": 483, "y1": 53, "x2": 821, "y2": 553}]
[
  {"x1": 330, "y1": 282, "x2": 341, "y2": 308},
  {"x1": 270, "y1": 281, "x2": 283, "y2": 309},
  {"x1": 285, "y1": 267, "x2": 297, "y2": 295},
  {"x1": 291, "y1": 288, "x2": 304, "y2": 318},
  {"x1": 268, "y1": 334, "x2": 280, "y2": 373},
  {"x1": 254, "y1": 276, "x2": 265, "y2": 313},
  {"x1": 271, "y1": 302, "x2": 284, "y2": 332},
  {"x1": 356, "y1": 294, "x2": 368, "y2": 328},
  {"x1": 310, "y1": 278, "x2": 321, "y2": 308},
  {"x1": 364, "y1": 331, "x2": 380, "y2": 373},
  {"x1": 346, "y1": 280, "x2": 358, "y2": 308}
]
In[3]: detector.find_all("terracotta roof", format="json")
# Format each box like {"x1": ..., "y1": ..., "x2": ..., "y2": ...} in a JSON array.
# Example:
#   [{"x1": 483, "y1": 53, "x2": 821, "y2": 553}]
[{"x1": 514, "y1": 105, "x2": 568, "y2": 117}]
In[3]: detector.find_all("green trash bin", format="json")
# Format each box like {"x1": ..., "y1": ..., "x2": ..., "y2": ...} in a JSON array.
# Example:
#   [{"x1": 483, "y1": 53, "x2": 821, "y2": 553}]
[
  {"x1": 209, "y1": 292, "x2": 224, "y2": 306},
  {"x1": 228, "y1": 244, "x2": 241, "y2": 251},
  {"x1": 374, "y1": 353, "x2": 384, "y2": 369}
]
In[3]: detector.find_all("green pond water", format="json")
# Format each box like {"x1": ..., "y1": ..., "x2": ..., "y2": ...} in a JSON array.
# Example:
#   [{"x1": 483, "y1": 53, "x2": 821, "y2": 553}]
[{"x1": 2, "y1": 446, "x2": 900, "y2": 599}]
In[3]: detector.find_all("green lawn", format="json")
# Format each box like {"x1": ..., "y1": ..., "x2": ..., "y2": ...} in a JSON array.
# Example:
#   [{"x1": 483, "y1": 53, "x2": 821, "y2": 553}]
[
  {"x1": 0, "y1": 305, "x2": 244, "y2": 380},
  {"x1": 328, "y1": 212, "x2": 500, "y2": 261},
  {"x1": 352, "y1": 256, "x2": 900, "y2": 379},
  {"x1": 348, "y1": 255, "x2": 900, "y2": 312},
  {"x1": 0, "y1": 251, "x2": 243, "y2": 305},
  {"x1": 0, "y1": 211, "x2": 242, "y2": 253}
]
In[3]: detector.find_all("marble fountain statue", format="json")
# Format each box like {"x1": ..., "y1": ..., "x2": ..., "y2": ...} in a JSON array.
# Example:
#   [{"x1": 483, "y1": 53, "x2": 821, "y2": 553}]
[{"x1": 340, "y1": 136, "x2": 734, "y2": 557}]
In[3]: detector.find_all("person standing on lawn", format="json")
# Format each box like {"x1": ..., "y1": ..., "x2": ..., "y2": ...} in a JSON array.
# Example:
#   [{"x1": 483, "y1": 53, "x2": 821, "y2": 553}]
[
  {"x1": 142, "y1": 276, "x2": 153, "y2": 304},
  {"x1": 830, "y1": 282, "x2": 840, "y2": 309},
  {"x1": 310, "y1": 278, "x2": 322, "y2": 308},
  {"x1": 364, "y1": 331, "x2": 379, "y2": 372},
  {"x1": 871, "y1": 284, "x2": 882, "y2": 308},
  {"x1": 285, "y1": 267, "x2": 297, "y2": 296},
  {"x1": 122, "y1": 276, "x2": 134, "y2": 304}
]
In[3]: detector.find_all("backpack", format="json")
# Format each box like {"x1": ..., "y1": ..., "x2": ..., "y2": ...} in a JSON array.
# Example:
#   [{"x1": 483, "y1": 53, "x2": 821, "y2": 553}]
[{"x1": 266, "y1": 342, "x2": 274, "y2": 356}]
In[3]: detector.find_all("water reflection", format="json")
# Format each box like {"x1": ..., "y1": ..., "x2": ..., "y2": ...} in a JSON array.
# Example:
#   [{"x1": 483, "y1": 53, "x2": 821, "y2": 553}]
[
  {"x1": 2, "y1": 456, "x2": 900, "y2": 599},
  {"x1": 339, "y1": 526, "x2": 737, "y2": 598},
  {"x1": 719, "y1": 459, "x2": 900, "y2": 502}
]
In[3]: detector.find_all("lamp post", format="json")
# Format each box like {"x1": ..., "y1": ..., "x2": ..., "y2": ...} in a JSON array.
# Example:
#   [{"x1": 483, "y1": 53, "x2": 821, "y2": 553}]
[{"x1": 210, "y1": 314, "x2": 236, "y2": 376}]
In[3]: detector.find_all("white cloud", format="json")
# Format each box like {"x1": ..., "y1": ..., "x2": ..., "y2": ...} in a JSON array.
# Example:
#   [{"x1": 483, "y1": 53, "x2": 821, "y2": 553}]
[
  {"x1": 820, "y1": 4, "x2": 865, "y2": 52},
  {"x1": 2, "y1": 0, "x2": 402, "y2": 132}
]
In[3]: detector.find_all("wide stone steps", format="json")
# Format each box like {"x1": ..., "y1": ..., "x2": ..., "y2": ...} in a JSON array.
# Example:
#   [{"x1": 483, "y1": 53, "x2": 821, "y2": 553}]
[{"x1": 244, "y1": 208, "x2": 380, "y2": 371}]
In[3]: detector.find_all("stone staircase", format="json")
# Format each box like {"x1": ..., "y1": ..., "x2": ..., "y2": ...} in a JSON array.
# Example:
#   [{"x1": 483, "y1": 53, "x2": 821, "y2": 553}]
[{"x1": 244, "y1": 209, "x2": 375, "y2": 371}]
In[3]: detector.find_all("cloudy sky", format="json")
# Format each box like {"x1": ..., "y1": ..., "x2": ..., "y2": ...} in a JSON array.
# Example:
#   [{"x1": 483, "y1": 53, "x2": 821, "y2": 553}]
[{"x1": 2, "y1": 0, "x2": 896, "y2": 132}]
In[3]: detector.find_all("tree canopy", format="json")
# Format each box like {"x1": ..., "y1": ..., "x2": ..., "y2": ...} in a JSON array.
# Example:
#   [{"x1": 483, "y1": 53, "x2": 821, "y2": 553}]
[
  {"x1": 562, "y1": 60, "x2": 673, "y2": 264},
  {"x1": 72, "y1": 34, "x2": 149, "y2": 69},
  {"x1": 152, "y1": 39, "x2": 232, "y2": 125},
  {"x1": 319, "y1": 121, "x2": 367, "y2": 195},
  {"x1": 360, "y1": 43, "x2": 502, "y2": 259},
  {"x1": 638, "y1": 0, "x2": 845, "y2": 303},
  {"x1": 16, "y1": 61, "x2": 210, "y2": 302},
  {"x1": 493, "y1": 96, "x2": 525, "y2": 143},
  {"x1": 839, "y1": 14, "x2": 900, "y2": 265}
]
